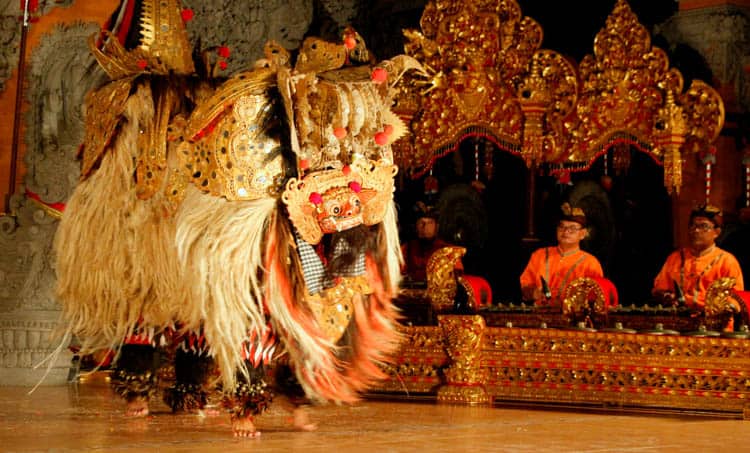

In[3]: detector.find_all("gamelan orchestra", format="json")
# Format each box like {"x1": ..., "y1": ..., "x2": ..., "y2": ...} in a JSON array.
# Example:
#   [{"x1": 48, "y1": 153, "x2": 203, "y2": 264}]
[{"x1": 28, "y1": 0, "x2": 750, "y2": 437}]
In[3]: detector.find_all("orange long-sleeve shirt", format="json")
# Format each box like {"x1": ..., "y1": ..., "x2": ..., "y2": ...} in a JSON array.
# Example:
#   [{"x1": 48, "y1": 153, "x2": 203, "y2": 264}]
[
  {"x1": 653, "y1": 246, "x2": 744, "y2": 307},
  {"x1": 520, "y1": 247, "x2": 604, "y2": 304}
]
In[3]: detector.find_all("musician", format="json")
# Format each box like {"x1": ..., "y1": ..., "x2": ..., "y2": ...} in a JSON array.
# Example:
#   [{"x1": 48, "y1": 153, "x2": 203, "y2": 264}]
[
  {"x1": 520, "y1": 203, "x2": 604, "y2": 305},
  {"x1": 401, "y1": 202, "x2": 449, "y2": 283},
  {"x1": 652, "y1": 204, "x2": 744, "y2": 307}
]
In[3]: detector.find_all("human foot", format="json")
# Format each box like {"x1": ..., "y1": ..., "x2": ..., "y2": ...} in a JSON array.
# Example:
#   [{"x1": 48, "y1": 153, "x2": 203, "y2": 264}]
[
  {"x1": 232, "y1": 415, "x2": 261, "y2": 438},
  {"x1": 291, "y1": 406, "x2": 317, "y2": 431},
  {"x1": 125, "y1": 397, "x2": 149, "y2": 417},
  {"x1": 196, "y1": 404, "x2": 222, "y2": 417}
]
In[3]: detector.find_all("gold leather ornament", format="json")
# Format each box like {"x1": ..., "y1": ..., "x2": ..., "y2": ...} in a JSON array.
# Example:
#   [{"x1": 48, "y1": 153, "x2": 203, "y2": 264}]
[
  {"x1": 89, "y1": 0, "x2": 194, "y2": 79},
  {"x1": 307, "y1": 276, "x2": 372, "y2": 343},
  {"x1": 176, "y1": 70, "x2": 287, "y2": 201}
]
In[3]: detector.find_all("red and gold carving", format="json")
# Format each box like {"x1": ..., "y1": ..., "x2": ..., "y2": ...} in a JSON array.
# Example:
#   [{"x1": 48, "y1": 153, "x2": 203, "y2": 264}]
[
  {"x1": 437, "y1": 315, "x2": 489, "y2": 404},
  {"x1": 373, "y1": 317, "x2": 750, "y2": 415},
  {"x1": 393, "y1": 0, "x2": 723, "y2": 193},
  {"x1": 425, "y1": 246, "x2": 465, "y2": 313},
  {"x1": 563, "y1": 0, "x2": 723, "y2": 192},
  {"x1": 561, "y1": 277, "x2": 608, "y2": 323},
  {"x1": 395, "y1": 0, "x2": 576, "y2": 175},
  {"x1": 704, "y1": 277, "x2": 739, "y2": 318}
]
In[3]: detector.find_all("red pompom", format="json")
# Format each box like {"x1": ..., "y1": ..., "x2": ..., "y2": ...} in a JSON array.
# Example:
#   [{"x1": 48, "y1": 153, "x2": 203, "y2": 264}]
[
  {"x1": 344, "y1": 36, "x2": 357, "y2": 50},
  {"x1": 384, "y1": 124, "x2": 394, "y2": 135},
  {"x1": 342, "y1": 165, "x2": 352, "y2": 176},
  {"x1": 309, "y1": 192, "x2": 323, "y2": 205},
  {"x1": 371, "y1": 67, "x2": 387, "y2": 83},
  {"x1": 217, "y1": 46, "x2": 231, "y2": 58},
  {"x1": 299, "y1": 159, "x2": 310, "y2": 170},
  {"x1": 136, "y1": 59, "x2": 148, "y2": 69},
  {"x1": 218, "y1": 61, "x2": 228, "y2": 70},
  {"x1": 181, "y1": 8, "x2": 194, "y2": 22},
  {"x1": 348, "y1": 181, "x2": 362, "y2": 193},
  {"x1": 374, "y1": 131, "x2": 388, "y2": 145},
  {"x1": 333, "y1": 127, "x2": 347, "y2": 139}
]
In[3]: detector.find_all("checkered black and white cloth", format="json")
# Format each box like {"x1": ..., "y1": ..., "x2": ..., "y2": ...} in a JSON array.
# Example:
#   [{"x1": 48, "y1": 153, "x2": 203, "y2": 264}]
[
  {"x1": 295, "y1": 234, "x2": 326, "y2": 295},
  {"x1": 294, "y1": 233, "x2": 366, "y2": 294}
]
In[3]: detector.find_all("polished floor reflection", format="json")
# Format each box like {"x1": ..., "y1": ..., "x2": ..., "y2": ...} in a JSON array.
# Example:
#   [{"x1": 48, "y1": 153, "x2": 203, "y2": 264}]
[{"x1": 3, "y1": 375, "x2": 750, "y2": 452}]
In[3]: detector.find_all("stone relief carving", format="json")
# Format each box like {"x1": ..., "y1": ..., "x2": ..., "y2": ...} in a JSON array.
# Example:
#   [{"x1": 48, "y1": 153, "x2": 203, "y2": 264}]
[
  {"x1": 319, "y1": 0, "x2": 360, "y2": 32},
  {"x1": 1, "y1": 22, "x2": 101, "y2": 384},
  {"x1": 183, "y1": 0, "x2": 314, "y2": 73},
  {"x1": 1, "y1": 21, "x2": 102, "y2": 313},
  {"x1": 26, "y1": 23, "x2": 105, "y2": 203},
  {"x1": 0, "y1": 1, "x2": 22, "y2": 92},
  {"x1": 657, "y1": 6, "x2": 750, "y2": 110},
  {"x1": 0, "y1": 0, "x2": 74, "y2": 91}
]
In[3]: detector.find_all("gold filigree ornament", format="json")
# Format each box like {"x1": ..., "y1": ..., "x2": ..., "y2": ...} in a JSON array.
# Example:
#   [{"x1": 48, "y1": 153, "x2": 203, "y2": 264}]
[
  {"x1": 654, "y1": 91, "x2": 688, "y2": 194},
  {"x1": 175, "y1": 69, "x2": 287, "y2": 201},
  {"x1": 281, "y1": 158, "x2": 397, "y2": 245},
  {"x1": 284, "y1": 66, "x2": 410, "y2": 172},
  {"x1": 561, "y1": 277, "x2": 607, "y2": 322},
  {"x1": 704, "y1": 277, "x2": 739, "y2": 317},
  {"x1": 271, "y1": 30, "x2": 422, "y2": 176},
  {"x1": 135, "y1": 84, "x2": 181, "y2": 199},
  {"x1": 563, "y1": 0, "x2": 723, "y2": 194},
  {"x1": 395, "y1": 0, "x2": 577, "y2": 176},
  {"x1": 81, "y1": 0, "x2": 195, "y2": 182},
  {"x1": 426, "y1": 246, "x2": 466, "y2": 313},
  {"x1": 437, "y1": 314, "x2": 489, "y2": 405},
  {"x1": 307, "y1": 276, "x2": 372, "y2": 343}
]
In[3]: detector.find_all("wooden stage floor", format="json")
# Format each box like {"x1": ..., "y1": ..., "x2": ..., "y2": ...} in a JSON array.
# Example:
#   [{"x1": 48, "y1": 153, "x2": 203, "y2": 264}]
[{"x1": 3, "y1": 374, "x2": 750, "y2": 452}]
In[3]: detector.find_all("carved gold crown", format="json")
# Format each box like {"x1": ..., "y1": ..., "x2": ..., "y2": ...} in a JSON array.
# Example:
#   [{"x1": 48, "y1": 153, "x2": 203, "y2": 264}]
[{"x1": 276, "y1": 36, "x2": 421, "y2": 175}]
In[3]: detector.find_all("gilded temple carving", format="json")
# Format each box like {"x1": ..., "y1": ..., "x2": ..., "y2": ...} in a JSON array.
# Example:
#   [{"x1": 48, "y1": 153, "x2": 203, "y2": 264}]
[
  {"x1": 564, "y1": 0, "x2": 723, "y2": 192},
  {"x1": 394, "y1": 0, "x2": 724, "y2": 193}
]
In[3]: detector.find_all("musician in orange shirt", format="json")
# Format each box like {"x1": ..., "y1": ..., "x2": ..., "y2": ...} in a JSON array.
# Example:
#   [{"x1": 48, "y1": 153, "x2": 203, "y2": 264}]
[
  {"x1": 520, "y1": 203, "x2": 604, "y2": 305},
  {"x1": 652, "y1": 204, "x2": 744, "y2": 307}
]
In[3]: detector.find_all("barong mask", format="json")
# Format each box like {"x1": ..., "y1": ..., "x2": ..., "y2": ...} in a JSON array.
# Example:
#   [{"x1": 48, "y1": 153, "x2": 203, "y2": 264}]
[{"x1": 282, "y1": 159, "x2": 397, "y2": 244}]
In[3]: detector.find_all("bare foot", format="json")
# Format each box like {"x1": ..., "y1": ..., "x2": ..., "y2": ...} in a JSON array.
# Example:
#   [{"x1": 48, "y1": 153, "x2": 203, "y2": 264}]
[
  {"x1": 125, "y1": 397, "x2": 149, "y2": 417},
  {"x1": 196, "y1": 405, "x2": 222, "y2": 418},
  {"x1": 291, "y1": 406, "x2": 317, "y2": 431},
  {"x1": 232, "y1": 415, "x2": 261, "y2": 438}
]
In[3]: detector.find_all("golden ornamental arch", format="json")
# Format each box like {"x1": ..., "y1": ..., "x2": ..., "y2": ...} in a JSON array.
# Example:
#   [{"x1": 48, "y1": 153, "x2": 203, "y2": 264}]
[{"x1": 393, "y1": 0, "x2": 724, "y2": 193}]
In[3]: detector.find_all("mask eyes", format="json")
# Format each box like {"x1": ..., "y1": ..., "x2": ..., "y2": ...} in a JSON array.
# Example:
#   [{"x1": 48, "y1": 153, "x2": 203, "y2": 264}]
[{"x1": 324, "y1": 200, "x2": 341, "y2": 216}]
